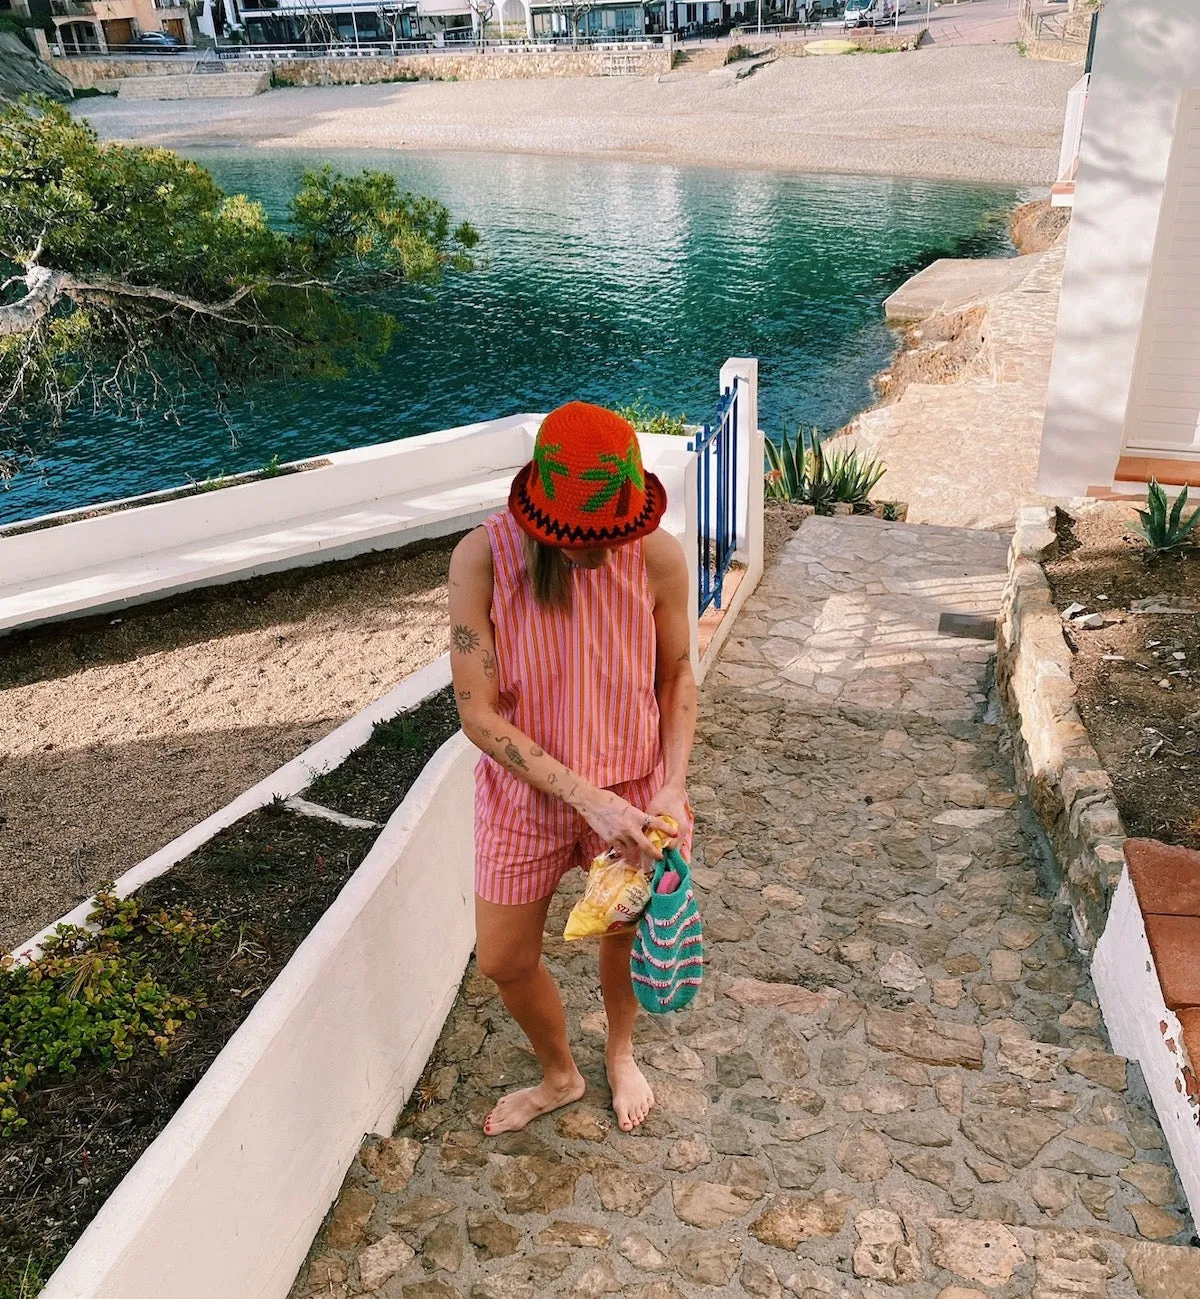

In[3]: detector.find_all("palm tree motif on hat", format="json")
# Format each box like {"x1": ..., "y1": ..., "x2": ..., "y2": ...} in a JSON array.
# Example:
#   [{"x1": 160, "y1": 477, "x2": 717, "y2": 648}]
[
  {"x1": 533, "y1": 439, "x2": 570, "y2": 501},
  {"x1": 581, "y1": 445, "x2": 645, "y2": 519}
]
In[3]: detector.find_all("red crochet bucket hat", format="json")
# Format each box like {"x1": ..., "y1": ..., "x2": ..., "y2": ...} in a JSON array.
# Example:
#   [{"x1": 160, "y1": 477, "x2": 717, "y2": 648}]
[{"x1": 509, "y1": 401, "x2": 667, "y2": 550}]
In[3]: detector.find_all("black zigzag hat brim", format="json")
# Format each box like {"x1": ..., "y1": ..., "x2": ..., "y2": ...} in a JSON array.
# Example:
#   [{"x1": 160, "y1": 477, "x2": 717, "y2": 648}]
[{"x1": 508, "y1": 463, "x2": 668, "y2": 550}]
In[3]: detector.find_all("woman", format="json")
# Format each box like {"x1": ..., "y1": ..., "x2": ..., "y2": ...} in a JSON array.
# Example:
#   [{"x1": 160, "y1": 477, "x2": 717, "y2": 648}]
[{"x1": 449, "y1": 400, "x2": 697, "y2": 1135}]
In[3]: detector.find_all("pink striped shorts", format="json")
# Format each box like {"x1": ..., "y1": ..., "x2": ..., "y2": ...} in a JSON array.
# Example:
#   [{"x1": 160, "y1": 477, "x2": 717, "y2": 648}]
[{"x1": 474, "y1": 759, "x2": 694, "y2": 906}]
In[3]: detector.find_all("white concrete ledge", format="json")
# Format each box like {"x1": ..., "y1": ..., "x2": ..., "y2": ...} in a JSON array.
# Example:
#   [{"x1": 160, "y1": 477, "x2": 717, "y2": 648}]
[
  {"x1": 0, "y1": 415, "x2": 541, "y2": 635},
  {"x1": 38, "y1": 697, "x2": 477, "y2": 1299}
]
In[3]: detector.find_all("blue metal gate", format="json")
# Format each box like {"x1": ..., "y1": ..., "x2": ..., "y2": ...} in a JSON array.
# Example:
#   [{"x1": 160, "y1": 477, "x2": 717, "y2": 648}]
[{"x1": 688, "y1": 378, "x2": 739, "y2": 616}]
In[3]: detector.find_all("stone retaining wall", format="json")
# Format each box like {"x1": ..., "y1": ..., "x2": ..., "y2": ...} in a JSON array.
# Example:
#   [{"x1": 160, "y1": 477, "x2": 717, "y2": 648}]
[
  {"x1": 269, "y1": 47, "x2": 671, "y2": 83},
  {"x1": 117, "y1": 70, "x2": 269, "y2": 97},
  {"x1": 58, "y1": 56, "x2": 201, "y2": 87},
  {"x1": 727, "y1": 27, "x2": 923, "y2": 60},
  {"x1": 995, "y1": 504, "x2": 1127, "y2": 950},
  {"x1": 56, "y1": 47, "x2": 671, "y2": 87}
]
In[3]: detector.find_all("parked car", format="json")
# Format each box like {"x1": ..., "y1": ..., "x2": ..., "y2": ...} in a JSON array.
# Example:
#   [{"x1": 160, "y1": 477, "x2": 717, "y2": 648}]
[
  {"x1": 843, "y1": 0, "x2": 897, "y2": 25},
  {"x1": 131, "y1": 30, "x2": 184, "y2": 51}
]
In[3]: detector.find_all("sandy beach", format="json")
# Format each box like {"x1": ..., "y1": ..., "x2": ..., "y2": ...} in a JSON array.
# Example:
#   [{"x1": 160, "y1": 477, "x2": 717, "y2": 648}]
[{"x1": 78, "y1": 43, "x2": 1080, "y2": 185}]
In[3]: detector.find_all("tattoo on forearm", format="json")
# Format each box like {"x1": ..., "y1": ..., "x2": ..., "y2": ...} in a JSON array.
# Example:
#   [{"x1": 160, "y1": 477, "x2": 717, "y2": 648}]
[
  {"x1": 531, "y1": 746, "x2": 544, "y2": 757},
  {"x1": 501, "y1": 740, "x2": 528, "y2": 772},
  {"x1": 482, "y1": 651, "x2": 496, "y2": 680},
  {"x1": 548, "y1": 773, "x2": 557, "y2": 785},
  {"x1": 457, "y1": 689, "x2": 471, "y2": 701},
  {"x1": 452, "y1": 624, "x2": 480, "y2": 655}
]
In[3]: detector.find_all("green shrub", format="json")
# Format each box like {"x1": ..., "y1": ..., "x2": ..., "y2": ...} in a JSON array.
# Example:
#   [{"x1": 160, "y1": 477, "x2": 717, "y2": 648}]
[
  {"x1": 617, "y1": 401, "x2": 690, "y2": 438},
  {"x1": 1134, "y1": 479, "x2": 1200, "y2": 553},
  {"x1": 0, "y1": 893, "x2": 220, "y2": 1136},
  {"x1": 261, "y1": 453, "x2": 283, "y2": 478}
]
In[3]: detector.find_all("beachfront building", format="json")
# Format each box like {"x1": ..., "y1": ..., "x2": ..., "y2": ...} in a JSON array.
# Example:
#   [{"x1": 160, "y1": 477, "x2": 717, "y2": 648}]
[
  {"x1": 1038, "y1": 0, "x2": 1200, "y2": 497},
  {"x1": 199, "y1": 0, "x2": 481, "y2": 44},
  {"x1": 197, "y1": 0, "x2": 670, "y2": 41},
  {"x1": 18, "y1": 0, "x2": 194, "y2": 54}
]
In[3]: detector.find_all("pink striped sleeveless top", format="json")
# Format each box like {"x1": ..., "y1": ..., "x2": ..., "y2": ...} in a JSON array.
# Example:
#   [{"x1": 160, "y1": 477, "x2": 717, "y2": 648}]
[{"x1": 481, "y1": 509, "x2": 660, "y2": 789}]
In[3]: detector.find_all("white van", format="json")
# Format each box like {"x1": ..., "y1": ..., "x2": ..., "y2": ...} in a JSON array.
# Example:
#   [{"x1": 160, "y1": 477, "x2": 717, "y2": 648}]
[{"x1": 843, "y1": 0, "x2": 897, "y2": 26}]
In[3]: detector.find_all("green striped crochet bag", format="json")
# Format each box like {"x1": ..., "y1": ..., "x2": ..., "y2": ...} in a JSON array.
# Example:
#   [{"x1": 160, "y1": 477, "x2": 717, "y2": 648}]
[{"x1": 630, "y1": 847, "x2": 704, "y2": 1014}]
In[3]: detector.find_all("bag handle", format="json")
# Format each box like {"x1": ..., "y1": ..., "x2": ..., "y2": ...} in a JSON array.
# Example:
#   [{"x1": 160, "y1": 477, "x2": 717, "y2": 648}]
[{"x1": 661, "y1": 845, "x2": 688, "y2": 873}]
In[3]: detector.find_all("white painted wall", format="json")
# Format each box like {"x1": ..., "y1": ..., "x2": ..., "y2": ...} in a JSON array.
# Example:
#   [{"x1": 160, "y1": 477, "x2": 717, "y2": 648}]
[
  {"x1": 39, "y1": 732, "x2": 477, "y2": 1299},
  {"x1": 1092, "y1": 869, "x2": 1200, "y2": 1223},
  {"x1": 1037, "y1": 0, "x2": 1200, "y2": 495}
]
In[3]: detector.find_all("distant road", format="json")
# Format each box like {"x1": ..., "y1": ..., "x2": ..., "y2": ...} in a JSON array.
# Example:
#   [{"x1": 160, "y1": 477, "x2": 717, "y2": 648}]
[{"x1": 77, "y1": 41, "x2": 1080, "y2": 186}]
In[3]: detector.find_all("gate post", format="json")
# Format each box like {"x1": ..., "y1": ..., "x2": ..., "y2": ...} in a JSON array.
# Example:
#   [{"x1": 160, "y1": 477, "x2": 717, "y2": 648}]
[{"x1": 719, "y1": 356, "x2": 763, "y2": 586}]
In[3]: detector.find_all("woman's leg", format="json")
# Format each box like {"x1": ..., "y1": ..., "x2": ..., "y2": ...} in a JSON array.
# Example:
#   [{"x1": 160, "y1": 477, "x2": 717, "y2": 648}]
[
  {"x1": 475, "y1": 892, "x2": 586, "y2": 1135},
  {"x1": 599, "y1": 928, "x2": 656, "y2": 1132}
]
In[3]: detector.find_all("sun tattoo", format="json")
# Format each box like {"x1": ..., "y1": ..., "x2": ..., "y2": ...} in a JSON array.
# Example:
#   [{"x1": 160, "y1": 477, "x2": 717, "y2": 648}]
[{"x1": 452, "y1": 624, "x2": 480, "y2": 655}]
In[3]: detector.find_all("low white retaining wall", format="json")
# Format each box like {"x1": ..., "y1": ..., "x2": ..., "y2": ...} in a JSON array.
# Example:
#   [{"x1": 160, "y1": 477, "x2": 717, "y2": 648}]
[
  {"x1": 1093, "y1": 870, "x2": 1200, "y2": 1223},
  {"x1": 0, "y1": 414, "x2": 541, "y2": 634},
  {"x1": 35, "y1": 671, "x2": 477, "y2": 1299}
]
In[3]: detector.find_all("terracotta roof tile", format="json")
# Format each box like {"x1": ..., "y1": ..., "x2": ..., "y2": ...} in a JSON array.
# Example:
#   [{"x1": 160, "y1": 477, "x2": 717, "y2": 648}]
[
  {"x1": 1143, "y1": 914, "x2": 1200, "y2": 1011},
  {"x1": 1176, "y1": 1008, "x2": 1200, "y2": 1072},
  {"x1": 1125, "y1": 838, "x2": 1200, "y2": 918}
]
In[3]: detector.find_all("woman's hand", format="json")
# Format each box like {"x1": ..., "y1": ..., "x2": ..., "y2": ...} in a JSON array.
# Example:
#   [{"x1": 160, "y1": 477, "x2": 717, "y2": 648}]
[
  {"x1": 577, "y1": 787, "x2": 675, "y2": 864},
  {"x1": 645, "y1": 782, "x2": 691, "y2": 861}
]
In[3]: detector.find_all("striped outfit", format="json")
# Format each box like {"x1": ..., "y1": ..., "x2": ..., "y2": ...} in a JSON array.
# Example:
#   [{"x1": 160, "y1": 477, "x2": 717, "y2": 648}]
[{"x1": 474, "y1": 509, "x2": 690, "y2": 905}]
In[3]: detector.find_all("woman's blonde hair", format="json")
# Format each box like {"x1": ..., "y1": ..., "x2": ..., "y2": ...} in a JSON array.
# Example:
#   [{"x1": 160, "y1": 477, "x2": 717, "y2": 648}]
[{"x1": 523, "y1": 534, "x2": 572, "y2": 611}]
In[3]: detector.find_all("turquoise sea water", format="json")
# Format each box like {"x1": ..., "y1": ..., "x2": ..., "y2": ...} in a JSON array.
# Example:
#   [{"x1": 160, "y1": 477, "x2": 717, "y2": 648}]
[{"x1": 0, "y1": 150, "x2": 1023, "y2": 524}]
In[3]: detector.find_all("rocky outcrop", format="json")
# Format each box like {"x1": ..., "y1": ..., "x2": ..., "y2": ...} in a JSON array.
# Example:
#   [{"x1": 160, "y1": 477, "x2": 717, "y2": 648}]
[
  {"x1": 1011, "y1": 197, "x2": 1071, "y2": 255},
  {"x1": 0, "y1": 29, "x2": 73, "y2": 102}
]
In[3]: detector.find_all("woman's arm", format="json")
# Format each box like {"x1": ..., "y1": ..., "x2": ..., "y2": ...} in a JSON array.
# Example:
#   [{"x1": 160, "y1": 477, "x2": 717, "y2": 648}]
[
  {"x1": 448, "y1": 528, "x2": 673, "y2": 861},
  {"x1": 643, "y1": 530, "x2": 698, "y2": 842}
]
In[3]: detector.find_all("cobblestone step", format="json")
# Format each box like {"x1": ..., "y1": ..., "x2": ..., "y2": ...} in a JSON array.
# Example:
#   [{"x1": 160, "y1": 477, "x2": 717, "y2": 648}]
[{"x1": 292, "y1": 515, "x2": 1198, "y2": 1299}]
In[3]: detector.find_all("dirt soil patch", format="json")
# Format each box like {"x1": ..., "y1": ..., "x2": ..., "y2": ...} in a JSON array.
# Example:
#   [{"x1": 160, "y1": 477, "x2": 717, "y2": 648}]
[
  {"x1": 0, "y1": 687, "x2": 460, "y2": 1293},
  {"x1": 1043, "y1": 504, "x2": 1200, "y2": 850},
  {"x1": 0, "y1": 533, "x2": 461, "y2": 953}
]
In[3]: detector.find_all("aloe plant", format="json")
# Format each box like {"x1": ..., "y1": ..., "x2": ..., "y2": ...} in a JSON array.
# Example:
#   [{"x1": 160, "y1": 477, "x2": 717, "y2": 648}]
[
  {"x1": 765, "y1": 425, "x2": 885, "y2": 512},
  {"x1": 824, "y1": 444, "x2": 888, "y2": 503},
  {"x1": 1134, "y1": 479, "x2": 1200, "y2": 552}
]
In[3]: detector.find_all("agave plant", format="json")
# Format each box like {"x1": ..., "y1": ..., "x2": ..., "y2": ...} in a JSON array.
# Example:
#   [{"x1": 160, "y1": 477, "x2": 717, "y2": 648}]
[
  {"x1": 824, "y1": 445, "x2": 888, "y2": 503},
  {"x1": 765, "y1": 425, "x2": 812, "y2": 502},
  {"x1": 1134, "y1": 479, "x2": 1200, "y2": 553},
  {"x1": 765, "y1": 425, "x2": 885, "y2": 512}
]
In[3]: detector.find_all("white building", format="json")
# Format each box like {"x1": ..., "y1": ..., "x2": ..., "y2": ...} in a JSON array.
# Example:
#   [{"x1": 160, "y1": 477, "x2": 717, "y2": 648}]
[
  {"x1": 1038, "y1": 0, "x2": 1200, "y2": 497},
  {"x1": 201, "y1": 0, "x2": 668, "y2": 41}
]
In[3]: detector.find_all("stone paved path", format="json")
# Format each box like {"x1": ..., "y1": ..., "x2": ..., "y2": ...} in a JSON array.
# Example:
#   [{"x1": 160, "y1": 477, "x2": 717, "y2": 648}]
[{"x1": 293, "y1": 517, "x2": 1199, "y2": 1299}]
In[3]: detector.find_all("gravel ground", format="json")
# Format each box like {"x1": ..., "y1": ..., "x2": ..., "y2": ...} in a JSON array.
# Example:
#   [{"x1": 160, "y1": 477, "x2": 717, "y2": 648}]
[
  {"x1": 0, "y1": 537, "x2": 458, "y2": 952},
  {"x1": 78, "y1": 43, "x2": 1079, "y2": 185}
]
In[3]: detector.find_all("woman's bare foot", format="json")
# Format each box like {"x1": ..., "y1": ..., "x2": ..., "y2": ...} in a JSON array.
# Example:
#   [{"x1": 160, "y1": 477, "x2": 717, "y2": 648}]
[
  {"x1": 483, "y1": 1071, "x2": 586, "y2": 1136},
  {"x1": 607, "y1": 1053, "x2": 654, "y2": 1132}
]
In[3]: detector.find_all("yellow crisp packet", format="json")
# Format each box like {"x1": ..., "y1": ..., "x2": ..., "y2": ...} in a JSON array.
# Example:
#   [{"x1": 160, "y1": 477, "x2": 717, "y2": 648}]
[{"x1": 563, "y1": 819, "x2": 677, "y2": 941}]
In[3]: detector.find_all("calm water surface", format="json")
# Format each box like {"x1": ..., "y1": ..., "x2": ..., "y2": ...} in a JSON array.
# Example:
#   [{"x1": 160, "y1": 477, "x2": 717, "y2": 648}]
[{"x1": 2, "y1": 150, "x2": 1023, "y2": 523}]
